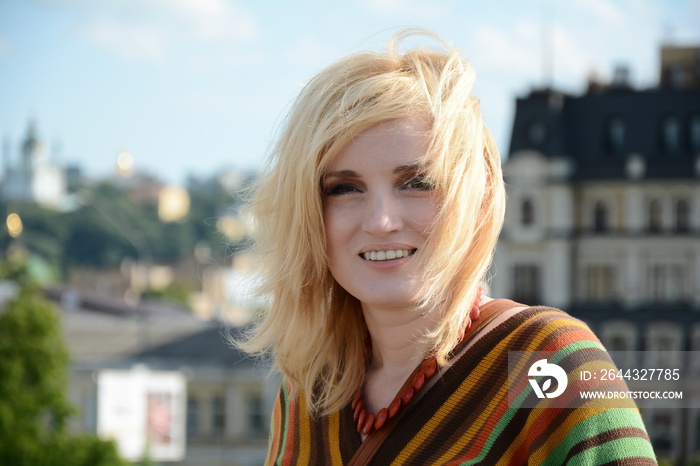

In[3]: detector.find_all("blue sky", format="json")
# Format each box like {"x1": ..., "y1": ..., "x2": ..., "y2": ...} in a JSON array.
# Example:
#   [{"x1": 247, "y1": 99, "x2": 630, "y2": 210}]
[{"x1": 1, "y1": 0, "x2": 699, "y2": 185}]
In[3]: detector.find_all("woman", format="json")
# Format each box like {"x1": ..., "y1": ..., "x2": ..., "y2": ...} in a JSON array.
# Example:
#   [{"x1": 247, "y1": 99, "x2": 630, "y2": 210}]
[{"x1": 238, "y1": 30, "x2": 656, "y2": 465}]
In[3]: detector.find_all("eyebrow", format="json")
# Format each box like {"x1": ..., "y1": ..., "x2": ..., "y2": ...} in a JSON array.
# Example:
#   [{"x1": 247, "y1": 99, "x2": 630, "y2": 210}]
[
  {"x1": 323, "y1": 162, "x2": 423, "y2": 180},
  {"x1": 323, "y1": 169, "x2": 360, "y2": 180},
  {"x1": 392, "y1": 162, "x2": 423, "y2": 176}
]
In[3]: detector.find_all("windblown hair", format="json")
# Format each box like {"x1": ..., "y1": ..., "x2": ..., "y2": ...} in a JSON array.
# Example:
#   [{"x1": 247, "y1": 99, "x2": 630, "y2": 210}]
[{"x1": 237, "y1": 29, "x2": 506, "y2": 416}]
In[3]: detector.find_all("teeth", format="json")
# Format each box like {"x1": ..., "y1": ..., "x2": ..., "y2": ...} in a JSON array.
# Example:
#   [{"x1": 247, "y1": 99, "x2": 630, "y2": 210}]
[{"x1": 362, "y1": 249, "x2": 415, "y2": 261}]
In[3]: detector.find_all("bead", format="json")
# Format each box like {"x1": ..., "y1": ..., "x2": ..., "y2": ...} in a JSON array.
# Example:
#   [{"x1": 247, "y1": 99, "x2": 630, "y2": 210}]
[
  {"x1": 353, "y1": 399, "x2": 364, "y2": 422},
  {"x1": 362, "y1": 413, "x2": 376, "y2": 435},
  {"x1": 470, "y1": 305, "x2": 480, "y2": 320},
  {"x1": 374, "y1": 408, "x2": 388, "y2": 430},
  {"x1": 351, "y1": 390, "x2": 361, "y2": 410},
  {"x1": 388, "y1": 396, "x2": 401, "y2": 418},
  {"x1": 412, "y1": 372, "x2": 426, "y2": 391},
  {"x1": 421, "y1": 359, "x2": 438, "y2": 378},
  {"x1": 356, "y1": 409, "x2": 366, "y2": 433},
  {"x1": 400, "y1": 385, "x2": 415, "y2": 405}
]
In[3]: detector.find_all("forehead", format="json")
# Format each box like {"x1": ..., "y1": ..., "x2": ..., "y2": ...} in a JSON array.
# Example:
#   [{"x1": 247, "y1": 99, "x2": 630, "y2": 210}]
[{"x1": 327, "y1": 116, "x2": 432, "y2": 171}]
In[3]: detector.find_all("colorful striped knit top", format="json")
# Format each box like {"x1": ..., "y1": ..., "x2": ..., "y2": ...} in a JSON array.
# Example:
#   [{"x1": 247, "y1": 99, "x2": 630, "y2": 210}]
[{"x1": 266, "y1": 306, "x2": 657, "y2": 465}]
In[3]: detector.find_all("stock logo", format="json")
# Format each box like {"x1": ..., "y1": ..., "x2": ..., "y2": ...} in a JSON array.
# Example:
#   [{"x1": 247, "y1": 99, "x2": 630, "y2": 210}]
[{"x1": 528, "y1": 359, "x2": 568, "y2": 399}]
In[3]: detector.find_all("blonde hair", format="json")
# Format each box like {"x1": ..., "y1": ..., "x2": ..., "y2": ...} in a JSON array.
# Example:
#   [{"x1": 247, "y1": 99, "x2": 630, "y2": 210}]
[{"x1": 238, "y1": 29, "x2": 506, "y2": 416}]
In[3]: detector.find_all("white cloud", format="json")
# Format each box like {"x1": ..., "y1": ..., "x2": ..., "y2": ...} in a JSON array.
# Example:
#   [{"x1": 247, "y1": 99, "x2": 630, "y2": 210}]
[
  {"x1": 160, "y1": 0, "x2": 259, "y2": 43},
  {"x1": 79, "y1": 0, "x2": 260, "y2": 62},
  {"x1": 469, "y1": 19, "x2": 599, "y2": 92},
  {"x1": 82, "y1": 19, "x2": 167, "y2": 62},
  {"x1": 571, "y1": 0, "x2": 624, "y2": 25},
  {"x1": 470, "y1": 23, "x2": 541, "y2": 83}
]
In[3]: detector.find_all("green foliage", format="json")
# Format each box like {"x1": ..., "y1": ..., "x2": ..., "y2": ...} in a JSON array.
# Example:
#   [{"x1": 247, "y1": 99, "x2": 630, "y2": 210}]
[
  {"x1": 1, "y1": 178, "x2": 238, "y2": 277},
  {"x1": 141, "y1": 282, "x2": 193, "y2": 309},
  {"x1": 0, "y1": 250, "x2": 31, "y2": 283},
  {"x1": 0, "y1": 285, "x2": 73, "y2": 435},
  {"x1": 0, "y1": 284, "x2": 128, "y2": 466}
]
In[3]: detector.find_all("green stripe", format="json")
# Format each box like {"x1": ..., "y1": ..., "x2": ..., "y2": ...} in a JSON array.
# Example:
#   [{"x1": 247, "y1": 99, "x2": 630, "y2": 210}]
[
  {"x1": 540, "y1": 409, "x2": 649, "y2": 466},
  {"x1": 459, "y1": 334, "x2": 609, "y2": 464},
  {"x1": 276, "y1": 384, "x2": 291, "y2": 465},
  {"x1": 568, "y1": 437, "x2": 656, "y2": 465},
  {"x1": 551, "y1": 339, "x2": 606, "y2": 364}
]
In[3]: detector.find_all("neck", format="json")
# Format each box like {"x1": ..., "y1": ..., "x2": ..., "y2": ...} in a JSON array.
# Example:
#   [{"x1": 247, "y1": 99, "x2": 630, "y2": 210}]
[{"x1": 361, "y1": 303, "x2": 440, "y2": 378}]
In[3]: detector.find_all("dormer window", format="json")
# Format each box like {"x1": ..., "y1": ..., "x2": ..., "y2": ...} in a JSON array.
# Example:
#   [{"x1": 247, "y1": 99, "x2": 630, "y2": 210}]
[
  {"x1": 606, "y1": 117, "x2": 625, "y2": 154},
  {"x1": 526, "y1": 120, "x2": 547, "y2": 146},
  {"x1": 663, "y1": 116, "x2": 680, "y2": 153}
]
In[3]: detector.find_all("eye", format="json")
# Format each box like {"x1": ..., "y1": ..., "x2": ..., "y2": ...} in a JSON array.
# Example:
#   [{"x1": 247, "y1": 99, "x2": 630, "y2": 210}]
[
  {"x1": 401, "y1": 176, "x2": 435, "y2": 191},
  {"x1": 324, "y1": 183, "x2": 362, "y2": 196}
]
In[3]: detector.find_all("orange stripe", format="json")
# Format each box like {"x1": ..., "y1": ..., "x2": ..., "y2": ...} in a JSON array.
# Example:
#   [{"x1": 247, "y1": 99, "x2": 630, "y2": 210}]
[{"x1": 392, "y1": 310, "x2": 565, "y2": 464}]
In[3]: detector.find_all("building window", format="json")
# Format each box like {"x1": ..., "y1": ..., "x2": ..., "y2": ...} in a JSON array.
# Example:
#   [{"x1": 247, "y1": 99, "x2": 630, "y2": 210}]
[
  {"x1": 187, "y1": 397, "x2": 198, "y2": 438},
  {"x1": 526, "y1": 120, "x2": 547, "y2": 146},
  {"x1": 675, "y1": 199, "x2": 690, "y2": 232},
  {"x1": 606, "y1": 117, "x2": 625, "y2": 154},
  {"x1": 512, "y1": 264, "x2": 540, "y2": 305},
  {"x1": 248, "y1": 393, "x2": 266, "y2": 436},
  {"x1": 609, "y1": 335, "x2": 629, "y2": 352},
  {"x1": 691, "y1": 115, "x2": 700, "y2": 151},
  {"x1": 593, "y1": 201, "x2": 608, "y2": 233},
  {"x1": 586, "y1": 265, "x2": 616, "y2": 302},
  {"x1": 650, "y1": 412, "x2": 674, "y2": 455},
  {"x1": 663, "y1": 116, "x2": 680, "y2": 153},
  {"x1": 649, "y1": 264, "x2": 687, "y2": 302},
  {"x1": 212, "y1": 396, "x2": 225, "y2": 438},
  {"x1": 648, "y1": 199, "x2": 663, "y2": 232},
  {"x1": 521, "y1": 198, "x2": 534, "y2": 226}
]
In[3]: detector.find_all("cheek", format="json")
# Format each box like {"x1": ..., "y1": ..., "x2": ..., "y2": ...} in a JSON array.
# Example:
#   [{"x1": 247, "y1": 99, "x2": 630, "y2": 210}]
[
  {"x1": 409, "y1": 199, "x2": 440, "y2": 234},
  {"x1": 324, "y1": 207, "x2": 350, "y2": 259}
]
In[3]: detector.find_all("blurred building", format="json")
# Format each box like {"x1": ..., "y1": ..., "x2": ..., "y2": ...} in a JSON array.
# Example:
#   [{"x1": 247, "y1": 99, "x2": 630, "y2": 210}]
[
  {"x1": 45, "y1": 288, "x2": 274, "y2": 466},
  {"x1": 491, "y1": 45, "x2": 700, "y2": 463},
  {"x1": 1, "y1": 120, "x2": 66, "y2": 208}
]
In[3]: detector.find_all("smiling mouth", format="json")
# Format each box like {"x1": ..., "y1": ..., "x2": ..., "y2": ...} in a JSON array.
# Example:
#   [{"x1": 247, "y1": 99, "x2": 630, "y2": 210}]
[{"x1": 360, "y1": 249, "x2": 417, "y2": 261}]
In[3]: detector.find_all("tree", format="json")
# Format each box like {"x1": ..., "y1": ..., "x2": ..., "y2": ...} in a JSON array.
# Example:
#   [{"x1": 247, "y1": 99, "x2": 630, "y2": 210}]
[{"x1": 0, "y1": 281, "x2": 127, "y2": 466}]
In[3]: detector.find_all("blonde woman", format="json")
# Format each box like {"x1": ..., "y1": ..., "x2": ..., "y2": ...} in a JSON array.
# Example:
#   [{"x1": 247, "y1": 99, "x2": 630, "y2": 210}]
[{"x1": 239, "y1": 30, "x2": 656, "y2": 465}]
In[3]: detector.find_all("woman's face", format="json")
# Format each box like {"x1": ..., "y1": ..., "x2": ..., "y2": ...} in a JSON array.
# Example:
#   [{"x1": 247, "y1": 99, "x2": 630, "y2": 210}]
[{"x1": 322, "y1": 116, "x2": 438, "y2": 311}]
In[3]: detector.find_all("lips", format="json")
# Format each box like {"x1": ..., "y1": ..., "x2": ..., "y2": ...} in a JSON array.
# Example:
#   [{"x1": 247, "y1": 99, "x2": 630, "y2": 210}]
[{"x1": 360, "y1": 248, "x2": 417, "y2": 261}]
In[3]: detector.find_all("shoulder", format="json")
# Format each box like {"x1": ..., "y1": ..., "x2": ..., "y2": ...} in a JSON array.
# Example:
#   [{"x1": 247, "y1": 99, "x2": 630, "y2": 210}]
[{"x1": 496, "y1": 304, "x2": 602, "y2": 350}]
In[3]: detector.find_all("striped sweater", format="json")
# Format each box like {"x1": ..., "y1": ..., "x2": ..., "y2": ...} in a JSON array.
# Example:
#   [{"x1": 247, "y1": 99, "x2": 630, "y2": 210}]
[{"x1": 266, "y1": 307, "x2": 657, "y2": 465}]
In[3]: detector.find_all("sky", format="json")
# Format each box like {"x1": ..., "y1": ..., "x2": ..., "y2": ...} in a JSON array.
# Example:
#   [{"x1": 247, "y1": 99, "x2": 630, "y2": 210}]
[{"x1": 1, "y1": 0, "x2": 699, "y2": 185}]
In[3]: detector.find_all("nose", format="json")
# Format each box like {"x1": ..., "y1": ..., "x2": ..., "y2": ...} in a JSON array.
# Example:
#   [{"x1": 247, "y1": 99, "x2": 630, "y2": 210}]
[{"x1": 362, "y1": 191, "x2": 403, "y2": 236}]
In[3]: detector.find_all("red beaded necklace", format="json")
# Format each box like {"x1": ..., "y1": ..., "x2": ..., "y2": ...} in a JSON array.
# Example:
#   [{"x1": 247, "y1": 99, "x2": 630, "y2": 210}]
[{"x1": 352, "y1": 287, "x2": 484, "y2": 435}]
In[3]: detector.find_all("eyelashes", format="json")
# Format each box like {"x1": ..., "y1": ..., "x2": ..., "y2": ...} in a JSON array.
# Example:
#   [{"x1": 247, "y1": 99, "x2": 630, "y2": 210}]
[
  {"x1": 322, "y1": 175, "x2": 435, "y2": 197},
  {"x1": 401, "y1": 176, "x2": 435, "y2": 191},
  {"x1": 324, "y1": 183, "x2": 361, "y2": 196}
]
